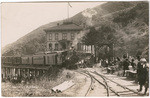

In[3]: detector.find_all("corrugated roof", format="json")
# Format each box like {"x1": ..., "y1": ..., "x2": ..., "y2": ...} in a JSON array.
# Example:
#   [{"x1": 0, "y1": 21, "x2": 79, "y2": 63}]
[{"x1": 44, "y1": 22, "x2": 83, "y2": 32}]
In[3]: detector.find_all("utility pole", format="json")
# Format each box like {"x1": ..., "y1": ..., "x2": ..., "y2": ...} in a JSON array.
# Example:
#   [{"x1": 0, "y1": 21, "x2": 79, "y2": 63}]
[
  {"x1": 67, "y1": 2, "x2": 69, "y2": 19},
  {"x1": 67, "y1": 2, "x2": 72, "y2": 20}
]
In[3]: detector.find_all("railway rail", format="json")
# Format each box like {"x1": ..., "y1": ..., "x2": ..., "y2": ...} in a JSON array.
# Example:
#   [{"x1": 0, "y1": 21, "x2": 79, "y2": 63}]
[
  {"x1": 76, "y1": 70, "x2": 109, "y2": 97},
  {"x1": 75, "y1": 71, "x2": 93, "y2": 96},
  {"x1": 90, "y1": 71, "x2": 143, "y2": 96},
  {"x1": 86, "y1": 71, "x2": 109, "y2": 96},
  {"x1": 63, "y1": 62, "x2": 145, "y2": 97}
]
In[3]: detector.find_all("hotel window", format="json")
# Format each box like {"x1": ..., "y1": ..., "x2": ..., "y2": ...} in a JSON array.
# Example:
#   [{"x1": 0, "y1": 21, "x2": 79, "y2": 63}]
[
  {"x1": 62, "y1": 33, "x2": 67, "y2": 39},
  {"x1": 55, "y1": 33, "x2": 58, "y2": 40},
  {"x1": 49, "y1": 33, "x2": 52, "y2": 40},
  {"x1": 71, "y1": 33, "x2": 75, "y2": 40}
]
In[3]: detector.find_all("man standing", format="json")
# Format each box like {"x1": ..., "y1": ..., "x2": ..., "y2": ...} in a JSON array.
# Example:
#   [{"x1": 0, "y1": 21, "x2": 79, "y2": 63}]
[
  {"x1": 137, "y1": 58, "x2": 149, "y2": 95},
  {"x1": 122, "y1": 58, "x2": 130, "y2": 77}
]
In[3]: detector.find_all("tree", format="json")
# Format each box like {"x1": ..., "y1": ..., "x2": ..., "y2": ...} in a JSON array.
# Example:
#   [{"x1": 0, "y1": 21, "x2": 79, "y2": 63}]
[
  {"x1": 82, "y1": 27, "x2": 98, "y2": 46},
  {"x1": 97, "y1": 25, "x2": 116, "y2": 46},
  {"x1": 96, "y1": 25, "x2": 116, "y2": 62},
  {"x1": 82, "y1": 25, "x2": 116, "y2": 62},
  {"x1": 82, "y1": 27, "x2": 99, "y2": 62}
]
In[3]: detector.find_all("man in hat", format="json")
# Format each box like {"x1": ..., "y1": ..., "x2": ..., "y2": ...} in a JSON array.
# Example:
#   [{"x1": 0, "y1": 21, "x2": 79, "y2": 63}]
[
  {"x1": 144, "y1": 63, "x2": 149, "y2": 95},
  {"x1": 137, "y1": 58, "x2": 149, "y2": 95},
  {"x1": 122, "y1": 58, "x2": 129, "y2": 77}
]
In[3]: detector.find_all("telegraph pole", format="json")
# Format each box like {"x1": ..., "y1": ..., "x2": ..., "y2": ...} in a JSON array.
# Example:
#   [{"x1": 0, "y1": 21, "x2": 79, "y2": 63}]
[
  {"x1": 67, "y1": 2, "x2": 72, "y2": 20},
  {"x1": 67, "y1": 2, "x2": 69, "y2": 19}
]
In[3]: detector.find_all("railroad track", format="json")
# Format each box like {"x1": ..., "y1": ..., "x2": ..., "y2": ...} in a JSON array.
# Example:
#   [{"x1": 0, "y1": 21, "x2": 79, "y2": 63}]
[
  {"x1": 86, "y1": 71, "x2": 109, "y2": 96},
  {"x1": 75, "y1": 70, "x2": 93, "y2": 96},
  {"x1": 77, "y1": 70, "x2": 109, "y2": 97},
  {"x1": 76, "y1": 69, "x2": 144, "y2": 97},
  {"x1": 90, "y1": 71, "x2": 143, "y2": 97}
]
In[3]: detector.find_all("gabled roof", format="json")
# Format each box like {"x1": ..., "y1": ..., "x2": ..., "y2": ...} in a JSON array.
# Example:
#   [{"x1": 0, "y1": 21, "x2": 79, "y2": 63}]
[{"x1": 44, "y1": 22, "x2": 83, "y2": 32}]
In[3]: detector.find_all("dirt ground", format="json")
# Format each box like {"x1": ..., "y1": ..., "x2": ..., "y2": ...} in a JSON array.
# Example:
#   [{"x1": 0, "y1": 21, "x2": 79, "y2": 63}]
[{"x1": 55, "y1": 69, "x2": 108, "y2": 97}]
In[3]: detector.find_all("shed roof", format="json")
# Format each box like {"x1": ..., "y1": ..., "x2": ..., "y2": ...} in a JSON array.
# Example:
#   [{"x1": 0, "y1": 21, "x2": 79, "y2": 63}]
[{"x1": 44, "y1": 22, "x2": 83, "y2": 32}]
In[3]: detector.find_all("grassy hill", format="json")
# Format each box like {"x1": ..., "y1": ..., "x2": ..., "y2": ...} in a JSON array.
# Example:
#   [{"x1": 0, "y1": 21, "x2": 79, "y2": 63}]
[{"x1": 2, "y1": 1, "x2": 149, "y2": 60}]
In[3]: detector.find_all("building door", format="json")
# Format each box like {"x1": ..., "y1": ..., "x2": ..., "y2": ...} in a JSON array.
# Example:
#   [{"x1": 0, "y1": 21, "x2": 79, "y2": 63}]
[
  {"x1": 77, "y1": 43, "x2": 81, "y2": 51},
  {"x1": 49, "y1": 43, "x2": 52, "y2": 50},
  {"x1": 55, "y1": 43, "x2": 59, "y2": 51},
  {"x1": 62, "y1": 42, "x2": 66, "y2": 50}
]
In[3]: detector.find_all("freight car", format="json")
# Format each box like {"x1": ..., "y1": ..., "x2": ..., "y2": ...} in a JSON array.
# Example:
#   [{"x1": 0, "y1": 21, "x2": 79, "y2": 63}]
[
  {"x1": 20, "y1": 52, "x2": 63, "y2": 66},
  {"x1": 2, "y1": 50, "x2": 91, "y2": 69},
  {"x1": 21, "y1": 56, "x2": 33, "y2": 65},
  {"x1": 2, "y1": 51, "x2": 65, "y2": 67},
  {"x1": 2, "y1": 56, "x2": 22, "y2": 65}
]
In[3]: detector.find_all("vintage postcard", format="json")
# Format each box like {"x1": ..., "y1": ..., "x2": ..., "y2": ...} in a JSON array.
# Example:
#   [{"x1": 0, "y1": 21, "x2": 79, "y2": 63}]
[{"x1": 1, "y1": 1, "x2": 149, "y2": 97}]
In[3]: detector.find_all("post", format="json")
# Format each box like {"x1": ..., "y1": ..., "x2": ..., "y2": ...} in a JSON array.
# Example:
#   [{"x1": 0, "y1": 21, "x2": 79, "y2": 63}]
[
  {"x1": 33, "y1": 69, "x2": 36, "y2": 77},
  {"x1": 67, "y1": 3, "x2": 69, "y2": 19},
  {"x1": 4, "y1": 68, "x2": 7, "y2": 79},
  {"x1": 94, "y1": 45, "x2": 96, "y2": 63},
  {"x1": 113, "y1": 43, "x2": 115, "y2": 60},
  {"x1": 37, "y1": 70, "x2": 39, "y2": 76},
  {"x1": 91, "y1": 45, "x2": 92, "y2": 54},
  {"x1": 10, "y1": 68, "x2": 12, "y2": 78},
  {"x1": 27, "y1": 69, "x2": 30, "y2": 78}
]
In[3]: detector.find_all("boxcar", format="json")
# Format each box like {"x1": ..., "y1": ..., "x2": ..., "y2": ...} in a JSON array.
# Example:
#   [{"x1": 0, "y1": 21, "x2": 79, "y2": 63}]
[
  {"x1": 2, "y1": 56, "x2": 22, "y2": 65},
  {"x1": 33, "y1": 55, "x2": 45, "y2": 65},
  {"x1": 12, "y1": 57, "x2": 22, "y2": 65},
  {"x1": 2, "y1": 56, "x2": 13, "y2": 65},
  {"x1": 45, "y1": 53, "x2": 56, "y2": 65},
  {"x1": 21, "y1": 56, "x2": 33, "y2": 65}
]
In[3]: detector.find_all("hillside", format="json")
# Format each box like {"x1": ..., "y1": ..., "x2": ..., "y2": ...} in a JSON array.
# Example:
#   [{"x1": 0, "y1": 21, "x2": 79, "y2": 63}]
[
  {"x1": 112, "y1": 2, "x2": 149, "y2": 58},
  {"x1": 2, "y1": 1, "x2": 149, "y2": 59}
]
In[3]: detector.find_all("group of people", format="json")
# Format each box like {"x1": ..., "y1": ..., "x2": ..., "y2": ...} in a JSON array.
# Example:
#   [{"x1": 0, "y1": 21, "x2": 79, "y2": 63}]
[
  {"x1": 100, "y1": 54, "x2": 149, "y2": 95},
  {"x1": 120, "y1": 55, "x2": 149, "y2": 94},
  {"x1": 122, "y1": 56, "x2": 149, "y2": 95}
]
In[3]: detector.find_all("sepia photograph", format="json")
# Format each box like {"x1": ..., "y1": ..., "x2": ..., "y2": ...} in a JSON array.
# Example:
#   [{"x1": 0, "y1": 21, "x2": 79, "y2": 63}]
[{"x1": 1, "y1": 1, "x2": 149, "y2": 97}]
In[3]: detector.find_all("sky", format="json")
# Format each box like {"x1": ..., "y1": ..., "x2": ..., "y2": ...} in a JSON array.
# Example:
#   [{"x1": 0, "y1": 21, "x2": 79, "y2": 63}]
[{"x1": 1, "y1": 2, "x2": 106, "y2": 48}]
